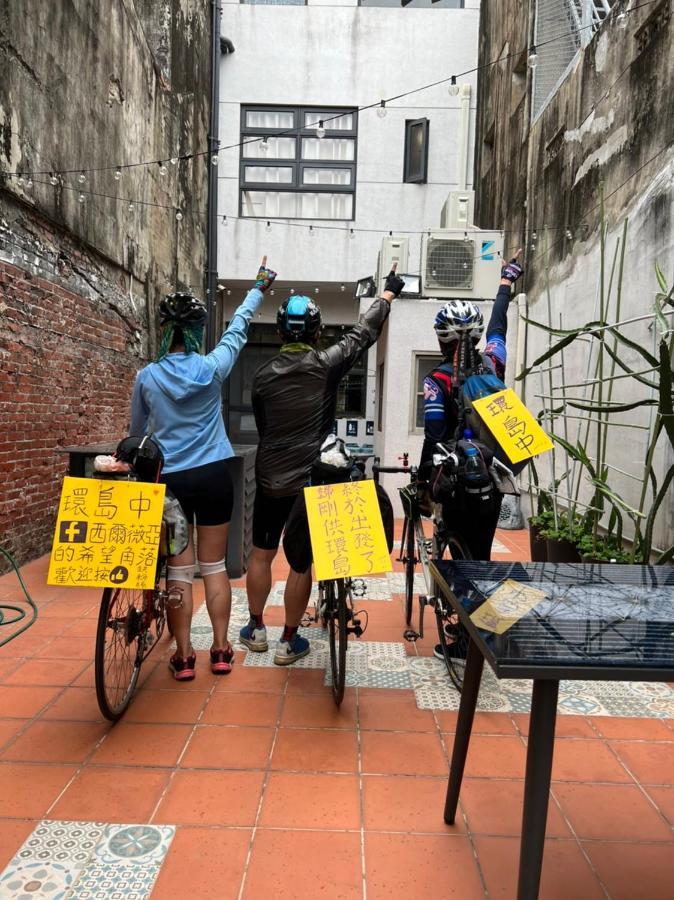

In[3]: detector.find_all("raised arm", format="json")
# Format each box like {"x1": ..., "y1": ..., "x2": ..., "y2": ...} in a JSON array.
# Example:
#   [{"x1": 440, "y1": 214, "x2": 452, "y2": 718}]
[
  {"x1": 322, "y1": 266, "x2": 405, "y2": 376},
  {"x1": 208, "y1": 257, "x2": 277, "y2": 380},
  {"x1": 484, "y1": 249, "x2": 524, "y2": 380}
]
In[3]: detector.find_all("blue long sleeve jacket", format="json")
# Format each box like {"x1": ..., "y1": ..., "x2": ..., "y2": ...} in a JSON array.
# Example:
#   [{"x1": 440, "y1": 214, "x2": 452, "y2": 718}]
[{"x1": 129, "y1": 288, "x2": 263, "y2": 473}]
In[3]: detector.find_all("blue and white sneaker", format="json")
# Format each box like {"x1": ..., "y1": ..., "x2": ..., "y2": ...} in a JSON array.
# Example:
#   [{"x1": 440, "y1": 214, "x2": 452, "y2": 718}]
[
  {"x1": 274, "y1": 632, "x2": 310, "y2": 666},
  {"x1": 239, "y1": 619, "x2": 268, "y2": 652}
]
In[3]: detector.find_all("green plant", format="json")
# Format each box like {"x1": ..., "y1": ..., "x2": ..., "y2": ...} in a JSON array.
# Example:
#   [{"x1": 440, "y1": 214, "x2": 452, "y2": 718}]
[{"x1": 576, "y1": 532, "x2": 631, "y2": 563}]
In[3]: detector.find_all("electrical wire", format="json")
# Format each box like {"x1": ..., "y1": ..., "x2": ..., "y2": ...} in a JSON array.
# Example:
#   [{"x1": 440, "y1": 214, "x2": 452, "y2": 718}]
[{"x1": 0, "y1": 548, "x2": 39, "y2": 649}]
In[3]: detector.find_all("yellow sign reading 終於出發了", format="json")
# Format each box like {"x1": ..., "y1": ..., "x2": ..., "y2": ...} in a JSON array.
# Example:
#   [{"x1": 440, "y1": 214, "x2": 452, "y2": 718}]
[
  {"x1": 472, "y1": 388, "x2": 553, "y2": 463},
  {"x1": 304, "y1": 479, "x2": 392, "y2": 581},
  {"x1": 47, "y1": 476, "x2": 166, "y2": 590}
]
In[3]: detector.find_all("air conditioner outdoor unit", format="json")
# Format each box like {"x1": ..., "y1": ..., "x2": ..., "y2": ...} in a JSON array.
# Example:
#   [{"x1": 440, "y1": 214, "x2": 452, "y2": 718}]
[
  {"x1": 421, "y1": 229, "x2": 504, "y2": 300},
  {"x1": 440, "y1": 191, "x2": 475, "y2": 230},
  {"x1": 377, "y1": 236, "x2": 409, "y2": 294}
]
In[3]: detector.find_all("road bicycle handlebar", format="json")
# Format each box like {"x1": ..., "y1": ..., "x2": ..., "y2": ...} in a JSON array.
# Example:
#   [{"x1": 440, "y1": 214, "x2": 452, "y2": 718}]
[{"x1": 373, "y1": 465, "x2": 412, "y2": 475}]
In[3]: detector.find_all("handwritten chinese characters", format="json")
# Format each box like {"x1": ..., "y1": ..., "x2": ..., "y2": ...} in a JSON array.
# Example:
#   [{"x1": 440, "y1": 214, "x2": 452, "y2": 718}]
[
  {"x1": 472, "y1": 388, "x2": 553, "y2": 464},
  {"x1": 48, "y1": 477, "x2": 166, "y2": 590},
  {"x1": 470, "y1": 579, "x2": 548, "y2": 634},
  {"x1": 304, "y1": 480, "x2": 392, "y2": 581}
]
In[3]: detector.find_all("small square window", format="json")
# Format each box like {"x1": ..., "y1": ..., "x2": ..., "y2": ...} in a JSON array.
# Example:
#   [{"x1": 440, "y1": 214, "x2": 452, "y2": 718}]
[
  {"x1": 412, "y1": 352, "x2": 442, "y2": 432},
  {"x1": 403, "y1": 118, "x2": 430, "y2": 184}
]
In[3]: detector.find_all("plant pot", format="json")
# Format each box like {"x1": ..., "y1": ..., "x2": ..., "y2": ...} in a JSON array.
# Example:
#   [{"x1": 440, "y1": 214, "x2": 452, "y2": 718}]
[
  {"x1": 529, "y1": 523, "x2": 547, "y2": 562},
  {"x1": 545, "y1": 537, "x2": 582, "y2": 563}
]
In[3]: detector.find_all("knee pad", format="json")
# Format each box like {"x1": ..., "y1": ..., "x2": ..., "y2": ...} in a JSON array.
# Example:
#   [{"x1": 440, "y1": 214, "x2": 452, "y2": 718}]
[
  {"x1": 198, "y1": 557, "x2": 227, "y2": 577},
  {"x1": 167, "y1": 563, "x2": 195, "y2": 584}
]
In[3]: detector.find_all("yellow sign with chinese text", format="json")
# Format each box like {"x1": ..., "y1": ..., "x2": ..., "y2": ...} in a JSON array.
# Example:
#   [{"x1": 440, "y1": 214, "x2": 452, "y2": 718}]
[
  {"x1": 472, "y1": 388, "x2": 553, "y2": 463},
  {"x1": 470, "y1": 579, "x2": 548, "y2": 634},
  {"x1": 47, "y1": 477, "x2": 166, "y2": 590},
  {"x1": 304, "y1": 480, "x2": 392, "y2": 581}
]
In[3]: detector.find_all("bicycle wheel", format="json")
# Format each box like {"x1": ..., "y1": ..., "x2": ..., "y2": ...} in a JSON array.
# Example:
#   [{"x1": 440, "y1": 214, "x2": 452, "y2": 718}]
[
  {"x1": 403, "y1": 515, "x2": 416, "y2": 626},
  {"x1": 326, "y1": 579, "x2": 348, "y2": 706},
  {"x1": 434, "y1": 533, "x2": 472, "y2": 692},
  {"x1": 95, "y1": 586, "x2": 146, "y2": 721}
]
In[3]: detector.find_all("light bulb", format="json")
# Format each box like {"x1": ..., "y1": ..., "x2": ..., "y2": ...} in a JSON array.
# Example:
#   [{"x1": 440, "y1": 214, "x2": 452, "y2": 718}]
[
  {"x1": 26, "y1": 177, "x2": 33, "y2": 188},
  {"x1": 349, "y1": 229, "x2": 355, "y2": 240},
  {"x1": 532, "y1": 231, "x2": 538, "y2": 241},
  {"x1": 128, "y1": 202, "x2": 134, "y2": 212},
  {"x1": 50, "y1": 174, "x2": 58, "y2": 186},
  {"x1": 17, "y1": 175, "x2": 24, "y2": 186},
  {"x1": 159, "y1": 162, "x2": 168, "y2": 177},
  {"x1": 309, "y1": 225, "x2": 315, "y2": 237},
  {"x1": 528, "y1": 46, "x2": 538, "y2": 69},
  {"x1": 565, "y1": 229, "x2": 573, "y2": 240},
  {"x1": 259, "y1": 137, "x2": 269, "y2": 154},
  {"x1": 211, "y1": 154, "x2": 219, "y2": 166},
  {"x1": 316, "y1": 121, "x2": 326, "y2": 139},
  {"x1": 114, "y1": 168, "x2": 121, "y2": 181},
  {"x1": 176, "y1": 210, "x2": 183, "y2": 221},
  {"x1": 221, "y1": 215, "x2": 228, "y2": 226},
  {"x1": 270, "y1": 289, "x2": 274, "y2": 296},
  {"x1": 463, "y1": 262, "x2": 468, "y2": 270},
  {"x1": 315, "y1": 287, "x2": 320, "y2": 294},
  {"x1": 376, "y1": 101, "x2": 387, "y2": 119},
  {"x1": 78, "y1": 172, "x2": 86, "y2": 184},
  {"x1": 290, "y1": 288, "x2": 295, "y2": 295},
  {"x1": 78, "y1": 193, "x2": 85, "y2": 203},
  {"x1": 448, "y1": 76, "x2": 459, "y2": 97},
  {"x1": 266, "y1": 220, "x2": 272, "y2": 232},
  {"x1": 170, "y1": 157, "x2": 178, "y2": 166},
  {"x1": 615, "y1": 10, "x2": 628, "y2": 29},
  {"x1": 340, "y1": 284, "x2": 345, "y2": 292},
  {"x1": 530, "y1": 241, "x2": 537, "y2": 252}
]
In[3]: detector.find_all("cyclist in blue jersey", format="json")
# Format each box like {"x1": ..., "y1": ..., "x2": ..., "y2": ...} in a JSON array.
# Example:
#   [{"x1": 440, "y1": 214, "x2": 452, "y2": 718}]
[
  {"x1": 420, "y1": 251, "x2": 524, "y2": 556},
  {"x1": 129, "y1": 258, "x2": 276, "y2": 681}
]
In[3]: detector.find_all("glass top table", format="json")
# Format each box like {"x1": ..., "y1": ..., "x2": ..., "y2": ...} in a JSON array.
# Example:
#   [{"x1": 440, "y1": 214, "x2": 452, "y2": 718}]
[
  {"x1": 430, "y1": 560, "x2": 674, "y2": 681},
  {"x1": 432, "y1": 560, "x2": 674, "y2": 899}
]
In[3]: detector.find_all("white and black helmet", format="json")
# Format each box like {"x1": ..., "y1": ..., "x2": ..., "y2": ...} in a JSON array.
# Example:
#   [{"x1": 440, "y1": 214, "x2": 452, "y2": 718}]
[{"x1": 434, "y1": 300, "x2": 484, "y2": 344}]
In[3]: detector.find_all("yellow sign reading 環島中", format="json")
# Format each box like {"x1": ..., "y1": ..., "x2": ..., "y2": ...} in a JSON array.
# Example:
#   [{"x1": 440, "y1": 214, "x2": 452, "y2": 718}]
[
  {"x1": 470, "y1": 579, "x2": 548, "y2": 634},
  {"x1": 472, "y1": 387, "x2": 553, "y2": 464},
  {"x1": 304, "y1": 479, "x2": 392, "y2": 581},
  {"x1": 47, "y1": 476, "x2": 166, "y2": 590}
]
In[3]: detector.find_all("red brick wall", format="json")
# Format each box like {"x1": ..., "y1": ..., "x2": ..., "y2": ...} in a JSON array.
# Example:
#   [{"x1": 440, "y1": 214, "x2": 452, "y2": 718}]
[{"x1": 0, "y1": 261, "x2": 144, "y2": 570}]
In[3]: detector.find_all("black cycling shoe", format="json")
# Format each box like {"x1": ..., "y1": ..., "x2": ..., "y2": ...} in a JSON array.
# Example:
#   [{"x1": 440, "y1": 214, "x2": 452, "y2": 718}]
[{"x1": 433, "y1": 642, "x2": 467, "y2": 662}]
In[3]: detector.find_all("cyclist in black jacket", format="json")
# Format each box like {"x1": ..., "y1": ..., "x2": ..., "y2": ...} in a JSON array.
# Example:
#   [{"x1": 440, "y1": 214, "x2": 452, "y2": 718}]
[{"x1": 241, "y1": 269, "x2": 405, "y2": 665}]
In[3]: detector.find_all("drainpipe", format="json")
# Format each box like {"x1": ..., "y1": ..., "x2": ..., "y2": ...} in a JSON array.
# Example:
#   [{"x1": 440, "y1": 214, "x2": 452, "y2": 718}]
[{"x1": 205, "y1": 4, "x2": 229, "y2": 351}]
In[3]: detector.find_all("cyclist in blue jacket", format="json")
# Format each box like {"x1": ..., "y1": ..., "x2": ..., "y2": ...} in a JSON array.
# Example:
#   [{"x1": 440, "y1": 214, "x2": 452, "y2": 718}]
[{"x1": 130, "y1": 257, "x2": 276, "y2": 681}]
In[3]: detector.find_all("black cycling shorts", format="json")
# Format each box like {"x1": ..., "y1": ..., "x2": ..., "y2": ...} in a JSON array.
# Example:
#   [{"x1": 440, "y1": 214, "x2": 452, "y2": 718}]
[
  {"x1": 252, "y1": 490, "x2": 300, "y2": 550},
  {"x1": 162, "y1": 459, "x2": 234, "y2": 527}
]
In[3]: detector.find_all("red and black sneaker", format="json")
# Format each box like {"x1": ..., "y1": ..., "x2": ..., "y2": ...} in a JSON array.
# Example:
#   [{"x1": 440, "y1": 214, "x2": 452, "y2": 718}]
[
  {"x1": 210, "y1": 644, "x2": 234, "y2": 675},
  {"x1": 169, "y1": 652, "x2": 196, "y2": 681}
]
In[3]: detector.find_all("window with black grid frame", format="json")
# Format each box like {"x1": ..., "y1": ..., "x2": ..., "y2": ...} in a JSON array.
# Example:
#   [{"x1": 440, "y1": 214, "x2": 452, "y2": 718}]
[
  {"x1": 240, "y1": 105, "x2": 357, "y2": 220},
  {"x1": 413, "y1": 352, "x2": 443, "y2": 432}
]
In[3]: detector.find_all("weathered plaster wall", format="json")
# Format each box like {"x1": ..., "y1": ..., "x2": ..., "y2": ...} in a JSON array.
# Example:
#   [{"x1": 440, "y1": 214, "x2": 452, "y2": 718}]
[
  {"x1": 0, "y1": 0, "x2": 211, "y2": 568},
  {"x1": 473, "y1": 0, "x2": 674, "y2": 552}
]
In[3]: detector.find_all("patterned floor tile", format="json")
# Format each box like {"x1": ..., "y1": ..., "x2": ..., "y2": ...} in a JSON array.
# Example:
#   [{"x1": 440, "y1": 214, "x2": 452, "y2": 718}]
[{"x1": 68, "y1": 862, "x2": 161, "y2": 899}]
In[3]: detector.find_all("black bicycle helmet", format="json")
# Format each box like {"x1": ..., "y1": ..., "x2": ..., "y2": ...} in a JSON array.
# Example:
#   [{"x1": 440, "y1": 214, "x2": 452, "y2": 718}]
[
  {"x1": 159, "y1": 291, "x2": 208, "y2": 328},
  {"x1": 115, "y1": 435, "x2": 164, "y2": 482},
  {"x1": 277, "y1": 295, "x2": 322, "y2": 341}
]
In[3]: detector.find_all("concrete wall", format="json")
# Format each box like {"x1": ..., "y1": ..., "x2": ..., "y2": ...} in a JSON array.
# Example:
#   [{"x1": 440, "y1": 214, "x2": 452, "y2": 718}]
[
  {"x1": 218, "y1": 2, "x2": 481, "y2": 285},
  {"x1": 472, "y1": 0, "x2": 674, "y2": 551},
  {"x1": 0, "y1": 1, "x2": 211, "y2": 567}
]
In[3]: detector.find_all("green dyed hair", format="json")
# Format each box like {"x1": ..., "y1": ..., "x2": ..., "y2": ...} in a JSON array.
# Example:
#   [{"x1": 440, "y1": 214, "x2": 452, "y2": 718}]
[{"x1": 156, "y1": 323, "x2": 205, "y2": 361}]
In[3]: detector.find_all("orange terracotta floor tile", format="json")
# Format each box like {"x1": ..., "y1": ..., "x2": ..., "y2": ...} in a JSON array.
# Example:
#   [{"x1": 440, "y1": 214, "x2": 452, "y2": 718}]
[
  {"x1": 0, "y1": 819, "x2": 37, "y2": 870},
  {"x1": 549, "y1": 737, "x2": 631, "y2": 783},
  {"x1": 1, "y1": 719, "x2": 108, "y2": 764},
  {"x1": 280, "y1": 690, "x2": 357, "y2": 729},
  {"x1": 271, "y1": 727, "x2": 359, "y2": 774},
  {"x1": 358, "y1": 688, "x2": 436, "y2": 732},
  {"x1": 213, "y1": 665, "x2": 288, "y2": 693},
  {"x1": 608, "y1": 740, "x2": 674, "y2": 785},
  {"x1": 153, "y1": 769, "x2": 265, "y2": 826},
  {"x1": 152, "y1": 827, "x2": 252, "y2": 900},
  {"x1": 200, "y1": 690, "x2": 282, "y2": 727},
  {"x1": 0, "y1": 685, "x2": 62, "y2": 718},
  {"x1": 364, "y1": 832, "x2": 484, "y2": 899},
  {"x1": 259, "y1": 772, "x2": 361, "y2": 829},
  {"x1": 41, "y1": 686, "x2": 108, "y2": 722},
  {"x1": 122, "y1": 687, "x2": 210, "y2": 724},
  {"x1": 436, "y1": 710, "x2": 518, "y2": 735},
  {"x1": 553, "y1": 782, "x2": 674, "y2": 841},
  {"x1": 0, "y1": 718, "x2": 29, "y2": 750},
  {"x1": 0, "y1": 762, "x2": 76, "y2": 817},
  {"x1": 583, "y1": 842, "x2": 674, "y2": 900},
  {"x1": 49, "y1": 766, "x2": 170, "y2": 822},
  {"x1": 90, "y1": 722, "x2": 192, "y2": 768},
  {"x1": 473, "y1": 835, "x2": 606, "y2": 900},
  {"x1": 513, "y1": 712, "x2": 597, "y2": 739},
  {"x1": 644, "y1": 785, "x2": 674, "y2": 826},
  {"x1": 462, "y1": 734, "x2": 527, "y2": 779},
  {"x1": 592, "y1": 716, "x2": 674, "y2": 741},
  {"x1": 360, "y1": 730, "x2": 447, "y2": 777},
  {"x1": 180, "y1": 724, "x2": 275, "y2": 770},
  {"x1": 362, "y1": 774, "x2": 464, "y2": 834},
  {"x1": 2, "y1": 657, "x2": 90, "y2": 687},
  {"x1": 459, "y1": 777, "x2": 570, "y2": 838},
  {"x1": 244, "y1": 829, "x2": 362, "y2": 899}
]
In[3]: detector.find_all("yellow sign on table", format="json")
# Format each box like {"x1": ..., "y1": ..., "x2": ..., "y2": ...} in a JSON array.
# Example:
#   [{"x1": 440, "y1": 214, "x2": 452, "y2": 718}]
[
  {"x1": 472, "y1": 387, "x2": 553, "y2": 463},
  {"x1": 47, "y1": 476, "x2": 166, "y2": 590},
  {"x1": 304, "y1": 479, "x2": 392, "y2": 581},
  {"x1": 470, "y1": 579, "x2": 548, "y2": 634}
]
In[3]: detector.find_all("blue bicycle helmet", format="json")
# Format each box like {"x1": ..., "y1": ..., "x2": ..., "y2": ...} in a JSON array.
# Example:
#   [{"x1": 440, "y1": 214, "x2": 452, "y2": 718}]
[
  {"x1": 277, "y1": 295, "x2": 322, "y2": 340},
  {"x1": 434, "y1": 300, "x2": 484, "y2": 345}
]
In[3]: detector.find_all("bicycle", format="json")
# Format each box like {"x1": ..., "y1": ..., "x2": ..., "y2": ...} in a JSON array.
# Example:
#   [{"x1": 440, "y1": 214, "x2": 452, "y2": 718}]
[
  {"x1": 374, "y1": 453, "x2": 472, "y2": 691},
  {"x1": 93, "y1": 445, "x2": 188, "y2": 721}
]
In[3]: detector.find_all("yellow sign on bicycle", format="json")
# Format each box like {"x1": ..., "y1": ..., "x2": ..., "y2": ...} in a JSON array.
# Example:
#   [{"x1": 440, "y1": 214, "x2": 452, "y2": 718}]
[
  {"x1": 472, "y1": 388, "x2": 553, "y2": 464},
  {"x1": 47, "y1": 476, "x2": 166, "y2": 590},
  {"x1": 305, "y1": 479, "x2": 392, "y2": 581}
]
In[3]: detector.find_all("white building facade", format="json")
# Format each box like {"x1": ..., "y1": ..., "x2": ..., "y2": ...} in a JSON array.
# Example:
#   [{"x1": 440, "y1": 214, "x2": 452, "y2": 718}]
[{"x1": 218, "y1": 0, "x2": 488, "y2": 509}]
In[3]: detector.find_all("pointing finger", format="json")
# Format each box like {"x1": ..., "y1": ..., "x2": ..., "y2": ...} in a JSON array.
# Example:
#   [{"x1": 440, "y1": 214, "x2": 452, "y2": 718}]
[
  {"x1": 261, "y1": 255, "x2": 267, "y2": 268},
  {"x1": 390, "y1": 262, "x2": 397, "y2": 274}
]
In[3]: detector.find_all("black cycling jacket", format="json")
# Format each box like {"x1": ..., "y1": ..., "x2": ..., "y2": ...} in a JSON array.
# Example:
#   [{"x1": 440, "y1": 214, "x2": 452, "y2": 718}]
[{"x1": 252, "y1": 297, "x2": 391, "y2": 496}]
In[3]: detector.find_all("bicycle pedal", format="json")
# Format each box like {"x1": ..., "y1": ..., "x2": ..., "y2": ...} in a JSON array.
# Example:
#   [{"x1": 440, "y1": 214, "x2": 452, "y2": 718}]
[
  {"x1": 351, "y1": 578, "x2": 367, "y2": 598},
  {"x1": 403, "y1": 628, "x2": 420, "y2": 643}
]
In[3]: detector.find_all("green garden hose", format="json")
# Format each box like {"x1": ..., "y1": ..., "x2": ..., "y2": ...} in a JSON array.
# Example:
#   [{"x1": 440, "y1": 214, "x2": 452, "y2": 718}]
[{"x1": 0, "y1": 547, "x2": 39, "y2": 648}]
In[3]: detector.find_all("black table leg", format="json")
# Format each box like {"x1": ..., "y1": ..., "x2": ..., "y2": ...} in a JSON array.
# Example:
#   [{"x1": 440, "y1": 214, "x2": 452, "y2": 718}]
[
  {"x1": 517, "y1": 679, "x2": 559, "y2": 900},
  {"x1": 444, "y1": 637, "x2": 484, "y2": 824}
]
